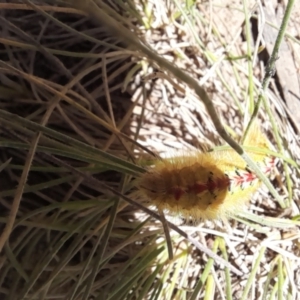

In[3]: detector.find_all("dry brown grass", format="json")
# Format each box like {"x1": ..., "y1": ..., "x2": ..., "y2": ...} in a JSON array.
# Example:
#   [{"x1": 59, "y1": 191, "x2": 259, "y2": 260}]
[{"x1": 0, "y1": 0, "x2": 300, "y2": 299}]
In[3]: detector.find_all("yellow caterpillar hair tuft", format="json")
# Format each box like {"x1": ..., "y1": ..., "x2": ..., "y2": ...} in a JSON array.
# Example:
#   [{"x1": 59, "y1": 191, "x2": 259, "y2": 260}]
[{"x1": 134, "y1": 124, "x2": 276, "y2": 221}]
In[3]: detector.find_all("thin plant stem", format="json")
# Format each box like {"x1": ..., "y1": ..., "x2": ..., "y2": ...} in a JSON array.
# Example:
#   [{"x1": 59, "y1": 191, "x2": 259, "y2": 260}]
[{"x1": 244, "y1": 0, "x2": 296, "y2": 135}]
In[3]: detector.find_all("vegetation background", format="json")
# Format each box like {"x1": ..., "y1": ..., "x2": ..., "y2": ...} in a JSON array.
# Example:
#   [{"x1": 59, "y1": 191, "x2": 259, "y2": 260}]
[{"x1": 0, "y1": 0, "x2": 300, "y2": 299}]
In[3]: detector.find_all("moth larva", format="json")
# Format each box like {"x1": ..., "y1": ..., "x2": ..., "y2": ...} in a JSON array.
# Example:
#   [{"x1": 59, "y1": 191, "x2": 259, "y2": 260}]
[{"x1": 135, "y1": 125, "x2": 276, "y2": 221}]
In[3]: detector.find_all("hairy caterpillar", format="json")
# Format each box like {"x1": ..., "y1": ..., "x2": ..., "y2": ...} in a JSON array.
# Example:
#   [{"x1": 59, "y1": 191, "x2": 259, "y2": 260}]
[{"x1": 135, "y1": 125, "x2": 276, "y2": 221}]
